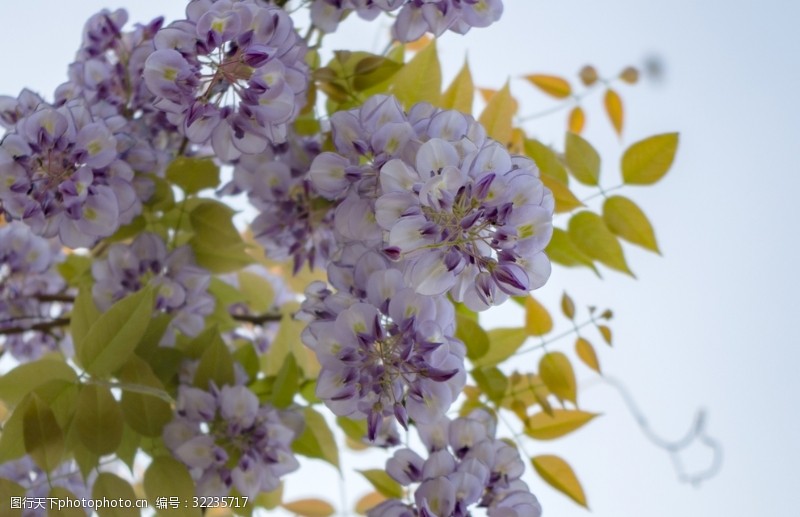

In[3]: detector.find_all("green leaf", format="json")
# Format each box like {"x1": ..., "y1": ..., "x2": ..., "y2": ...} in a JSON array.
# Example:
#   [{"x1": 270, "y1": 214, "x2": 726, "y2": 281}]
[
  {"x1": 76, "y1": 287, "x2": 155, "y2": 377},
  {"x1": 524, "y1": 139, "x2": 569, "y2": 183},
  {"x1": 282, "y1": 499, "x2": 336, "y2": 517},
  {"x1": 188, "y1": 200, "x2": 252, "y2": 273},
  {"x1": 237, "y1": 270, "x2": 275, "y2": 313},
  {"x1": 116, "y1": 424, "x2": 141, "y2": 471},
  {"x1": 391, "y1": 40, "x2": 441, "y2": 107},
  {"x1": 564, "y1": 132, "x2": 600, "y2": 186},
  {"x1": 525, "y1": 409, "x2": 598, "y2": 440},
  {"x1": 441, "y1": 59, "x2": 474, "y2": 114},
  {"x1": 48, "y1": 487, "x2": 87, "y2": 517},
  {"x1": 166, "y1": 156, "x2": 220, "y2": 194},
  {"x1": 93, "y1": 473, "x2": 139, "y2": 517},
  {"x1": 0, "y1": 401, "x2": 26, "y2": 463},
  {"x1": 621, "y1": 133, "x2": 679, "y2": 185},
  {"x1": 358, "y1": 469, "x2": 404, "y2": 499},
  {"x1": 74, "y1": 384, "x2": 124, "y2": 456},
  {"x1": 336, "y1": 416, "x2": 367, "y2": 444},
  {"x1": 568, "y1": 211, "x2": 632, "y2": 276},
  {"x1": 472, "y1": 327, "x2": 528, "y2": 367},
  {"x1": 70, "y1": 285, "x2": 100, "y2": 350},
  {"x1": 455, "y1": 314, "x2": 489, "y2": 361},
  {"x1": 525, "y1": 296, "x2": 553, "y2": 336},
  {"x1": 539, "y1": 352, "x2": 577, "y2": 404},
  {"x1": 0, "y1": 479, "x2": 25, "y2": 517},
  {"x1": 144, "y1": 456, "x2": 201, "y2": 517},
  {"x1": 292, "y1": 407, "x2": 339, "y2": 469},
  {"x1": 471, "y1": 367, "x2": 508, "y2": 404},
  {"x1": 479, "y1": 81, "x2": 514, "y2": 144},
  {"x1": 193, "y1": 328, "x2": 236, "y2": 389},
  {"x1": 22, "y1": 393, "x2": 63, "y2": 472},
  {"x1": 0, "y1": 359, "x2": 77, "y2": 406},
  {"x1": 118, "y1": 357, "x2": 173, "y2": 437},
  {"x1": 602, "y1": 195, "x2": 660, "y2": 253},
  {"x1": 546, "y1": 228, "x2": 598, "y2": 274},
  {"x1": 532, "y1": 455, "x2": 588, "y2": 507},
  {"x1": 353, "y1": 55, "x2": 402, "y2": 91},
  {"x1": 262, "y1": 307, "x2": 310, "y2": 377},
  {"x1": 57, "y1": 254, "x2": 92, "y2": 286},
  {"x1": 271, "y1": 354, "x2": 299, "y2": 409}
]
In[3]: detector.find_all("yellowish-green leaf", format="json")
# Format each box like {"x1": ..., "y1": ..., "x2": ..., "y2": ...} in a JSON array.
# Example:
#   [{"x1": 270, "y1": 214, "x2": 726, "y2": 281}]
[
  {"x1": 391, "y1": 40, "x2": 440, "y2": 107},
  {"x1": 561, "y1": 292, "x2": 575, "y2": 320},
  {"x1": 144, "y1": 456, "x2": 200, "y2": 517},
  {"x1": 337, "y1": 416, "x2": 367, "y2": 444},
  {"x1": 575, "y1": 337, "x2": 601, "y2": 373},
  {"x1": 540, "y1": 175, "x2": 582, "y2": 213},
  {"x1": 564, "y1": 132, "x2": 600, "y2": 186},
  {"x1": 189, "y1": 200, "x2": 253, "y2": 273},
  {"x1": 568, "y1": 211, "x2": 632, "y2": 276},
  {"x1": 74, "y1": 384, "x2": 124, "y2": 456},
  {"x1": 118, "y1": 357, "x2": 173, "y2": 437},
  {"x1": 70, "y1": 285, "x2": 100, "y2": 348},
  {"x1": 524, "y1": 74, "x2": 572, "y2": 98},
  {"x1": 479, "y1": 81, "x2": 515, "y2": 144},
  {"x1": 355, "y1": 492, "x2": 386, "y2": 515},
  {"x1": 193, "y1": 328, "x2": 236, "y2": 389},
  {"x1": 358, "y1": 469, "x2": 404, "y2": 499},
  {"x1": 568, "y1": 106, "x2": 585, "y2": 134},
  {"x1": 526, "y1": 409, "x2": 598, "y2": 440},
  {"x1": 271, "y1": 353, "x2": 300, "y2": 409},
  {"x1": 456, "y1": 314, "x2": 489, "y2": 360},
  {"x1": 532, "y1": 455, "x2": 588, "y2": 507},
  {"x1": 262, "y1": 305, "x2": 312, "y2": 377},
  {"x1": 22, "y1": 394, "x2": 63, "y2": 472},
  {"x1": 500, "y1": 373, "x2": 550, "y2": 413},
  {"x1": 0, "y1": 359, "x2": 77, "y2": 406},
  {"x1": 0, "y1": 478, "x2": 25, "y2": 517},
  {"x1": 237, "y1": 270, "x2": 275, "y2": 313},
  {"x1": 546, "y1": 228, "x2": 598, "y2": 274},
  {"x1": 77, "y1": 286, "x2": 155, "y2": 377},
  {"x1": 524, "y1": 139, "x2": 568, "y2": 183},
  {"x1": 598, "y1": 324, "x2": 613, "y2": 345},
  {"x1": 256, "y1": 485, "x2": 283, "y2": 510},
  {"x1": 471, "y1": 367, "x2": 508, "y2": 404},
  {"x1": 539, "y1": 352, "x2": 577, "y2": 404},
  {"x1": 603, "y1": 195, "x2": 660, "y2": 253},
  {"x1": 166, "y1": 156, "x2": 220, "y2": 194},
  {"x1": 93, "y1": 473, "x2": 139, "y2": 517},
  {"x1": 525, "y1": 296, "x2": 553, "y2": 336},
  {"x1": 621, "y1": 133, "x2": 679, "y2": 185},
  {"x1": 604, "y1": 89, "x2": 624, "y2": 136},
  {"x1": 292, "y1": 407, "x2": 339, "y2": 469},
  {"x1": 472, "y1": 327, "x2": 528, "y2": 367},
  {"x1": 353, "y1": 55, "x2": 402, "y2": 91},
  {"x1": 283, "y1": 499, "x2": 335, "y2": 517},
  {"x1": 441, "y1": 59, "x2": 474, "y2": 114}
]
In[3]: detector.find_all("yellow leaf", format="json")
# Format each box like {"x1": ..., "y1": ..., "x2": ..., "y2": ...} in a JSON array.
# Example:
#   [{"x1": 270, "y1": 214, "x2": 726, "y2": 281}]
[
  {"x1": 575, "y1": 337, "x2": 601, "y2": 373},
  {"x1": 621, "y1": 133, "x2": 679, "y2": 185},
  {"x1": 283, "y1": 499, "x2": 336, "y2": 517},
  {"x1": 619, "y1": 66, "x2": 639, "y2": 84},
  {"x1": 546, "y1": 228, "x2": 598, "y2": 274},
  {"x1": 524, "y1": 74, "x2": 572, "y2": 98},
  {"x1": 500, "y1": 373, "x2": 550, "y2": 412},
  {"x1": 602, "y1": 195, "x2": 660, "y2": 253},
  {"x1": 441, "y1": 59, "x2": 474, "y2": 114},
  {"x1": 472, "y1": 327, "x2": 528, "y2": 368},
  {"x1": 579, "y1": 65, "x2": 598, "y2": 86},
  {"x1": 568, "y1": 211, "x2": 633, "y2": 276},
  {"x1": 532, "y1": 455, "x2": 588, "y2": 507},
  {"x1": 391, "y1": 40, "x2": 441, "y2": 108},
  {"x1": 564, "y1": 132, "x2": 600, "y2": 186},
  {"x1": 525, "y1": 409, "x2": 598, "y2": 440},
  {"x1": 355, "y1": 492, "x2": 386, "y2": 515},
  {"x1": 561, "y1": 292, "x2": 575, "y2": 320},
  {"x1": 479, "y1": 81, "x2": 515, "y2": 144},
  {"x1": 524, "y1": 139, "x2": 568, "y2": 183},
  {"x1": 541, "y1": 176, "x2": 582, "y2": 213},
  {"x1": 539, "y1": 352, "x2": 577, "y2": 404},
  {"x1": 598, "y1": 324, "x2": 613, "y2": 346},
  {"x1": 604, "y1": 89, "x2": 624, "y2": 136},
  {"x1": 568, "y1": 106, "x2": 585, "y2": 134},
  {"x1": 525, "y1": 296, "x2": 553, "y2": 336}
]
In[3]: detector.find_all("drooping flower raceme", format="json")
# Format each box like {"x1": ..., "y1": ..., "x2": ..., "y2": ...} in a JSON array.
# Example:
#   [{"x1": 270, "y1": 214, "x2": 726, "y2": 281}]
[
  {"x1": 91, "y1": 232, "x2": 214, "y2": 342},
  {"x1": 163, "y1": 384, "x2": 301, "y2": 498},
  {"x1": 144, "y1": 0, "x2": 309, "y2": 161},
  {"x1": 367, "y1": 410, "x2": 542, "y2": 517},
  {"x1": 0, "y1": 99, "x2": 140, "y2": 248},
  {"x1": 309, "y1": 0, "x2": 504, "y2": 42},
  {"x1": 0, "y1": 222, "x2": 70, "y2": 361}
]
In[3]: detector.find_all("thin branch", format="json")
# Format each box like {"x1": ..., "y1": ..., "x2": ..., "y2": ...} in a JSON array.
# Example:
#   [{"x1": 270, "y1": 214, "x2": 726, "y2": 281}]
[
  {"x1": 0, "y1": 317, "x2": 70, "y2": 336},
  {"x1": 231, "y1": 312, "x2": 284, "y2": 324}
]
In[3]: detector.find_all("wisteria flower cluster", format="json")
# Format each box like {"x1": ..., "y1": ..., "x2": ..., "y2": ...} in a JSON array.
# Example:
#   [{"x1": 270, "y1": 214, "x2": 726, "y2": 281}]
[
  {"x1": 91, "y1": 232, "x2": 214, "y2": 342},
  {"x1": 310, "y1": 0, "x2": 504, "y2": 42},
  {"x1": 0, "y1": 222, "x2": 69, "y2": 361},
  {"x1": 369, "y1": 410, "x2": 542, "y2": 517},
  {"x1": 164, "y1": 384, "x2": 301, "y2": 499},
  {"x1": 0, "y1": 458, "x2": 91, "y2": 517},
  {"x1": 144, "y1": 0, "x2": 309, "y2": 160}
]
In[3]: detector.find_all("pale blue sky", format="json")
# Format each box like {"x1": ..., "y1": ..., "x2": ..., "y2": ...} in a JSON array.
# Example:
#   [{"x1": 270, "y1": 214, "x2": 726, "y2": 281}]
[{"x1": 1, "y1": 1, "x2": 798, "y2": 516}]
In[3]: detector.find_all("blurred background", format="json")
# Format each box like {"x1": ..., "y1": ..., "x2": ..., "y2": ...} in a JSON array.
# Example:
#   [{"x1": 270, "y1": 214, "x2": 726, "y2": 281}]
[{"x1": 1, "y1": 1, "x2": 798, "y2": 515}]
